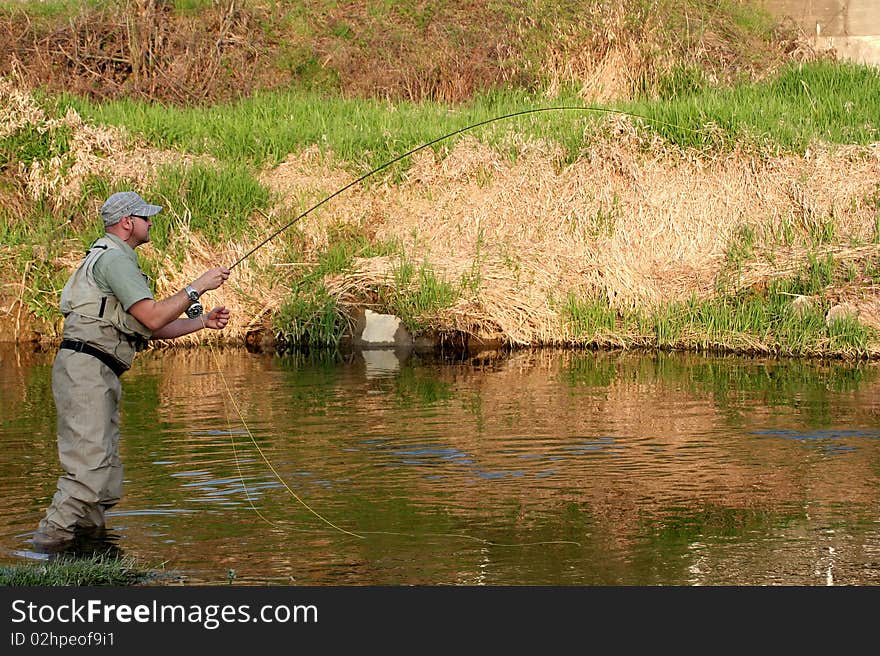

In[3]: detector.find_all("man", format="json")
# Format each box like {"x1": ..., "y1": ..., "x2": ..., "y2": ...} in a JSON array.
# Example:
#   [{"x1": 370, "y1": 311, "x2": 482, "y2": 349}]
[{"x1": 33, "y1": 191, "x2": 231, "y2": 552}]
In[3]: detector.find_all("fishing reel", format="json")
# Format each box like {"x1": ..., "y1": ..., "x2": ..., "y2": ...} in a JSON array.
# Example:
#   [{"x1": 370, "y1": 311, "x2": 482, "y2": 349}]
[
  {"x1": 185, "y1": 301, "x2": 204, "y2": 319},
  {"x1": 184, "y1": 285, "x2": 203, "y2": 319}
]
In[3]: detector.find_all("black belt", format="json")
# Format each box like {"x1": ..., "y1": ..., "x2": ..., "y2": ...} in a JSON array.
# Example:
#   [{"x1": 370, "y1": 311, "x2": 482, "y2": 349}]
[{"x1": 59, "y1": 340, "x2": 128, "y2": 377}]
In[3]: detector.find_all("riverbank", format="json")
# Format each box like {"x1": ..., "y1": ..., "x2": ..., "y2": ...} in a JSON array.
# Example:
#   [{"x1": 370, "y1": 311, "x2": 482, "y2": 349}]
[
  {"x1": 5, "y1": 137, "x2": 880, "y2": 358},
  {"x1": 2, "y1": 62, "x2": 880, "y2": 358}
]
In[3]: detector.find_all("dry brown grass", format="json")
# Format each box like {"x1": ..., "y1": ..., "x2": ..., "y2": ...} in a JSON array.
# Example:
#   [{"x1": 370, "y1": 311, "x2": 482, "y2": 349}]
[
  {"x1": 267, "y1": 120, "x2": 880, "y2": 347},
  {"x1": 0, "y1": 1, "x2": 809, "y2": 106},
  {"x1": 538, "y1": 0, "x2": 815, "y2": 102},
  {"x1": 1, "y1": 0, "x2": 283, "y2": 105},
  {"x1": 0, "y1": 77, "x2": 44, "y2": 139},
  {"x1": 0, "y1": 76, "x2": 212, "y2": 215}
]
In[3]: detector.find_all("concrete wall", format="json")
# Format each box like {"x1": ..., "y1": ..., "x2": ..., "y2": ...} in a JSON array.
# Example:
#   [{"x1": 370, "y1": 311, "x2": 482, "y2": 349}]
[{"x1": 763, "y1": 0, "x2": 880, "y2": 65}]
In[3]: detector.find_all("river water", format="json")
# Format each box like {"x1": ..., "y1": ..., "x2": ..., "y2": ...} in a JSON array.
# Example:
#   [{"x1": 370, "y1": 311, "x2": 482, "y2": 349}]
[{"x1": 2, "y1": 344, "x2": 880, "y2": 585}]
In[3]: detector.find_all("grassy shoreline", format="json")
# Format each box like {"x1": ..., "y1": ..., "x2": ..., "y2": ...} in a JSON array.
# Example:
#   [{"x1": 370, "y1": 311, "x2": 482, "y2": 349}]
[
  {"x1": 0, "y1": 553, "x2": 151, "y2": 586},
  {"x1": 2, "y1": 60, "x2": 880, "y2": 359}
]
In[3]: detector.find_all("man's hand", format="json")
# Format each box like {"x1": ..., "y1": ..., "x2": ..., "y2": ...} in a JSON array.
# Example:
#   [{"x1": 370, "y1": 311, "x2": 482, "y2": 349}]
[
  {"x1": 192, "y1": 266, "x2": 231, "y2": 294},
  {"x1": 203, "y1": 306, "x2": 230, "y2": 330}
]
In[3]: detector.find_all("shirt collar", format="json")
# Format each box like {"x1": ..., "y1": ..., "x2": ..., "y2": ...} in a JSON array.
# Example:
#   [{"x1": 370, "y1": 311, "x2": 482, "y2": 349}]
[{"x1": 104, "y1": 232, "x2": 138, "y2": 264}]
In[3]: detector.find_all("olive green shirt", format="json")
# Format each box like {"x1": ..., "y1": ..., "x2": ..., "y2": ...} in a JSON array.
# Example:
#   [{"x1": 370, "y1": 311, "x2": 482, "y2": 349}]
[{"x1": 91, "y1": 233, "x2": 153, "y2": 310}]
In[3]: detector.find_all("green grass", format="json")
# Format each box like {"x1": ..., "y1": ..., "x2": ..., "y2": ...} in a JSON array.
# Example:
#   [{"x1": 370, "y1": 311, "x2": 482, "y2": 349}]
[
  {"x1": 147, "y1": 162, "x2": 272, "y2": 247},
  {"x1": 50, "y1": 87, "x2": 594, "y2": 169},
  {"x1": 275, "y1": 286, "x2": 342, "y2": 349},
  {"x1": 52, "y1": 60, "x2": 880, "y2": 180},
  {"x1": 275, "y1": 248, "x2": 461, "y2": 347},
  {"x1": 0, "y1": 124, "x2": 72, "y2": 169},
  {"x1": 563, "y1": 265, "x2": 878, "y2": 359},
  {"x1": 379, "y1": 257, "x2": 460, "y2": 330},
  {"x1": 630, "y1": 60, "x2": 880, "y2": 150},
  {"x1": 0, "y1": 0, "x2": 107, "y2": 19},
  {"x1": 0, "y1": 553, "x2": 148, "y2": 586},
  {"x1": 0, "y1": 240, "x2": 70, "y2": 325},
  {"x1": 274, "y1": 224, "x2": 400, "y2": 348},
  {"x1": 563, "y1": 293, "x2": 619, "y2": 337}
]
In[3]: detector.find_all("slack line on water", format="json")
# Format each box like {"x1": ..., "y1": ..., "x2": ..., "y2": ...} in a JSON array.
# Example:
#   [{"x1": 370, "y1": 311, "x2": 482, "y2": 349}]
[
  {"x1": 209, "y1": 105, "x2": 694, "y2": 546},
  {"x1": 205, "y1": 326, "x2": 583, "y2": 547}
]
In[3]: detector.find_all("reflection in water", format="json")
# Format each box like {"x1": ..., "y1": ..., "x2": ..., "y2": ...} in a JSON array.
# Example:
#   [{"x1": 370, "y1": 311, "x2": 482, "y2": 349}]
[
  {"x1": 360, "y1": 348, "x2": 403, "y2": 378},
  {"x1": 1, "y1": 344, "x2": 880, "y2": 585}
]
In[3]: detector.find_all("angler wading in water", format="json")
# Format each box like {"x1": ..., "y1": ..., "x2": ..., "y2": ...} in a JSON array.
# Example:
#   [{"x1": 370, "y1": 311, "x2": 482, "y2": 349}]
[
  {"x1": 32, "y1": 107, "x2": 673, "y2": 552},
  {"x1": 33, "y1": 191, "x2": 232, "y2": 553}
]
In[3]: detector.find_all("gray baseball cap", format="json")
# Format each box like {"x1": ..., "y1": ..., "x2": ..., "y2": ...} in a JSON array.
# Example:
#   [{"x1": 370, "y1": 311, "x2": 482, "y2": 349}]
[{"x1": 100, "y1": 191, "x2": 162, "y2": 227}]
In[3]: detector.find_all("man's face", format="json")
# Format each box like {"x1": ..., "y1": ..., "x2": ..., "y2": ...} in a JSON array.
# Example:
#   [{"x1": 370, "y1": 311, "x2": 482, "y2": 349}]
[{"x1": 127, "y1": 214, "x2": 152, "y2": 246}]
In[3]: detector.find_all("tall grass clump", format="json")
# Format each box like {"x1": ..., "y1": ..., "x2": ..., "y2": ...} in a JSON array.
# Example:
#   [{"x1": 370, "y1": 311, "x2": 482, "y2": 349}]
[
  {"x1": 0, "y1": 123, "x2": 72, "y2": 169},
  {"x1": 826, "y1": 315, "x2": 873, "y2": 358},
  {"x1": 378, "y1": 257, "x2": 460, "y2": 331},
  {"x1": 0, "y1": 0, "x2": 96, "y2": 19},
  {"x1": 0, "y1": 241, "x2": 70, "y2": 325},
  {"x1": 53, "y1": 85, "x2": 603, "y2": 180},
  {"x1": 0, "y1": 199, "x2": 70, "y2": 247},
  {"x1": 563, "y1": 293, "x2": 619, "y2": 338},
  {"x1": 275, "y1": 286, "x2": 341, "y2": 349},
  {"x1": 274, "y1": 225, "x2": 399, "y2": 348},
  {"x1": 0, "y1": 196, "x2": 86, "y2": 323},
  {"x1": 629, "y1": 60, "x2": 880, "y2": 151},
  {"x1": 563, "y1": 272, "x2": 876, "y2": 359},
  {"x1": 147, "y1": 162, "x2": 271, "y2": 247}
]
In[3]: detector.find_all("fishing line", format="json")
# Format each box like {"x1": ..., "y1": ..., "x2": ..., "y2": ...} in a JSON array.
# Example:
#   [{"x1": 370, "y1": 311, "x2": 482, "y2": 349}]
[
  {"x1": 229, "y1": 104, "x2": 696, "y2": 269},
  {"x1": 203, "y1": 324, "x2": 365, "y2": 539},
  {"x1": 206, "y1": 332, "x2": 582, "y2": 546}
]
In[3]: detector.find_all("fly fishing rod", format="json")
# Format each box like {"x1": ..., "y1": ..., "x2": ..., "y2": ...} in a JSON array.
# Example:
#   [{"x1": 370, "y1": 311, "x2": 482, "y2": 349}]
[{"x1": 229, "y1": 104, "x2": 682, "y2": 269}]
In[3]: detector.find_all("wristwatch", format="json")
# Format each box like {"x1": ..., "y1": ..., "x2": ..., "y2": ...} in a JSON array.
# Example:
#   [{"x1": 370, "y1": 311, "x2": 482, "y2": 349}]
[{"x1": 184, "y1": 285, "x2": 203, "y2": 318}]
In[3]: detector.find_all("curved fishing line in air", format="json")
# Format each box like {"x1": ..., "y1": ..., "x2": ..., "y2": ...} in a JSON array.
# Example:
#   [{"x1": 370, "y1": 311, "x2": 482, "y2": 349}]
[{"x1": 230, "y1": 104, "x2": 695, "y2": 268}]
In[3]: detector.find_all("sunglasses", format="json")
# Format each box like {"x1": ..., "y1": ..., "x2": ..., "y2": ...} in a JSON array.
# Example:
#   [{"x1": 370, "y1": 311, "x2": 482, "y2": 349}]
[{"x1": 129, "y1": 215, "x2": 151, "y2": 221}]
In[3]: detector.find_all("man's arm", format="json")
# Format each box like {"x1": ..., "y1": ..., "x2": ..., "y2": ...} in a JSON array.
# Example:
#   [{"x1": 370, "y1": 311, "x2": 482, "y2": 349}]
[
  {"x1": 128, "y1": 267, "x2": 230, "y2": 332},
  {"x1": 151, "y1": 306, "x2": 230, "y2": 339}
]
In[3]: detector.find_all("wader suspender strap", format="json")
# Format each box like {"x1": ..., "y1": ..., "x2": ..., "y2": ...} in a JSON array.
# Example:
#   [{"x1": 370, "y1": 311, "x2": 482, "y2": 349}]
[{"x1": 91, "y1": 244, "x2": 109, "y2": 318}]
